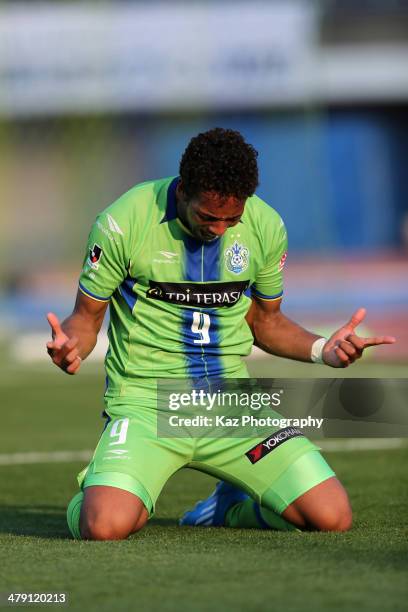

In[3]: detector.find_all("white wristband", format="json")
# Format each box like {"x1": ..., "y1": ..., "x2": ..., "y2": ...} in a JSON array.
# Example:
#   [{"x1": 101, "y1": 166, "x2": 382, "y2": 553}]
[{"x1": 311, "y1": 337, "x2": 327, "y2": 364}]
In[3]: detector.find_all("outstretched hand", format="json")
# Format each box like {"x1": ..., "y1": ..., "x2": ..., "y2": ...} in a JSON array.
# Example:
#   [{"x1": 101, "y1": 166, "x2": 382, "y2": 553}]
[
  {"x1": 322, "y1": 308, "x2": 396, "y2": 368},
  {"x1": 46, "y1": 312, "x2": 82, "y2": 375}
]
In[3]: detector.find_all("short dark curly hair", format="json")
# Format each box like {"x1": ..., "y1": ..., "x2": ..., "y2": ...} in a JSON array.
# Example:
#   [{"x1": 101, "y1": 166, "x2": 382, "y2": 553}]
[{"x1": 179, "y1": 128, "x2": 259, "y2": 201}]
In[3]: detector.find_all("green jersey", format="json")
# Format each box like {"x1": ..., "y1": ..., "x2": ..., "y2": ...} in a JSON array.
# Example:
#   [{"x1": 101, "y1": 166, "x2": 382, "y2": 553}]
[{"x1": 78, "y1": 177, "x2": 287, "y2": 403}]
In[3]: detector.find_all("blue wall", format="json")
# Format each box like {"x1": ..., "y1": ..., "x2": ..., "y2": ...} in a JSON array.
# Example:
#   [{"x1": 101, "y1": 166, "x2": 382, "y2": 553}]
[{"x1": 135, "y1": 108, "x2": 407, "y2": 252}]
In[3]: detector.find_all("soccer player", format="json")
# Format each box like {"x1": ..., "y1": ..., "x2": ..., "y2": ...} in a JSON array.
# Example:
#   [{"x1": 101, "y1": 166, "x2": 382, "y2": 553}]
[{"x1": 46, "y1": 128, "x2": 395, "y2": 540}]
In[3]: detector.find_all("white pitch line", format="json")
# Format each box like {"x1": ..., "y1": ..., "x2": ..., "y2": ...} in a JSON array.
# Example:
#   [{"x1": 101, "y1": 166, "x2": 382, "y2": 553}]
[
  {"x1": 318, "y1": 439, "x2": 407, "y2": 452},
  {"x1": 0, "y1": 439, "x2": 406, "y2": 466},
  {"x1": 0, "y1": 450, "x2": 92, "y2": 466}
]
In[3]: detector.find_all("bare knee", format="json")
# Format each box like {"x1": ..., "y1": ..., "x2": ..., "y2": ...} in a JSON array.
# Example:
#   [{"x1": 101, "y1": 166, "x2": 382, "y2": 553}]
[
  {"x1": 80, "y1": 514, "x2": 130, "y2": 541},
  {"x1": 310, "y1": 488, "x2": 353, "y2": 532},
  {"x1": 318, "y1": 486, "x2": 353, "y2": 532},
  {"x1": 79, "y1": 485, "x2": 148, "y2": 541},
  {"x1": 284, "y1": 477, "x2": 353, "y2": 533},
  {"x1": 311, "y1": 506, "x2": 353, "y2": 532},
  {"x1": 80, "y1": 511, "x2": 148, "y2": 541}
]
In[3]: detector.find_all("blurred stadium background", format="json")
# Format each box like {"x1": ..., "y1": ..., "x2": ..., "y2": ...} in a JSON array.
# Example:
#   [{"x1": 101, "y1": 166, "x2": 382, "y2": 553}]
[{"x1": 0, "y1": 0, "x2": 407, "y2": 368}]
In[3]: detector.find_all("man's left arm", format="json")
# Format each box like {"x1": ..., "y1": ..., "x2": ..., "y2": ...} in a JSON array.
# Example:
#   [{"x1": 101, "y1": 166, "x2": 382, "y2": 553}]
[{"x1": 246, "y1": 298, "x2": 396, "y2": 368}]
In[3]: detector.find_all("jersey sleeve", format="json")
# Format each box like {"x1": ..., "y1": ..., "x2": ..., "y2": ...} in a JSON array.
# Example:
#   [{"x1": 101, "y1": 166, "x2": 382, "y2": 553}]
[
  {"x1": 78, "y1": 211, "x2": 130, "y2": 302},
  {"x1": 252, "y1": 216, "x2": 288, "y2": 301}
]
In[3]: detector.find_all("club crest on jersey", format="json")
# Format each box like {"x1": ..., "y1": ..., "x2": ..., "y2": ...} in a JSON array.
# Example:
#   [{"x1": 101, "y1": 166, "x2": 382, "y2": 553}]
[
  {"x1": 88, "y1": 244, "x2": 103, "y2": 270},
  {"x1": 224, "y1": 242, "x2": 249, "y2": 275}
]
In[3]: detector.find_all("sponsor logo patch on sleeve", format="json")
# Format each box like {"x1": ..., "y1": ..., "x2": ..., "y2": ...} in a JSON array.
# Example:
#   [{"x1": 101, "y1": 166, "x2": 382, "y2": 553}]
[
  {"x1": 88, "y1": 243, "x2": 103, "y2": 270},
  {"x1": 278, "y1": 251, "x2": 288, "y2": 272}
]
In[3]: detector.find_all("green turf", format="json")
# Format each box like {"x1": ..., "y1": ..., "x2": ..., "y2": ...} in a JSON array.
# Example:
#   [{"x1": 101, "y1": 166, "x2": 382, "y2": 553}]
[
  {"x1": 0, "y1": 366, "x2": 407, "y2": 611},
  {"x1": 245, "y1": 355, "x2": 408, "y2": 378}
]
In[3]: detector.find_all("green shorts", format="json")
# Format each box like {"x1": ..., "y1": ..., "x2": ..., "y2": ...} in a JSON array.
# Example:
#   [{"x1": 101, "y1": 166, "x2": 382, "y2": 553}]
[{"x1": 78, "y1": 405, "x2": 334, "y2": 517}]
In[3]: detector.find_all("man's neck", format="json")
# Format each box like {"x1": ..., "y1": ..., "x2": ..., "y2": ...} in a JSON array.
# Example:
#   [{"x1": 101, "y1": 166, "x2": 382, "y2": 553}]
[{"x1": 175, "y1": 192, "x2": 191, "y2": 231}]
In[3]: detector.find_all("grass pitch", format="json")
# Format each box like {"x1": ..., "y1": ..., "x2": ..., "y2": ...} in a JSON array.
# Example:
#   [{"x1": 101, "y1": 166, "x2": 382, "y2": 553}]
[{"x1": 0, "y1": 363, "x2": 407, "y2": 611}]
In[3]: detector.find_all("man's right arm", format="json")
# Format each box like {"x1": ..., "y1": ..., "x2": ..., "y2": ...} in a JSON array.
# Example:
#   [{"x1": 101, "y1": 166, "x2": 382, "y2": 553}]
[{"x1": 46, "y1": 290, "x2": 109, "y2": 375}]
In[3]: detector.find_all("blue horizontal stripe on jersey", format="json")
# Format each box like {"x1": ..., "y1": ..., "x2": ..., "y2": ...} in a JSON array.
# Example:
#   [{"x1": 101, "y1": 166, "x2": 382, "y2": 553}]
[
  {"x1": 78, "y1": 282, "x2": 110, "y2": 302},
  {"x1": 252, "y1": 288, "x2": 283, "y2": 300},
  {"x1": 118, "y1": 274, "x2": 138, "y2": 312}
]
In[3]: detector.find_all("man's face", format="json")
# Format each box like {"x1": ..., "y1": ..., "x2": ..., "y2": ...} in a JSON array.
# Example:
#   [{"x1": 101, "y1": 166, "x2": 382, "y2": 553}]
[{"x1": 181, "y1": 191, "x2": 246, "y2": 242}]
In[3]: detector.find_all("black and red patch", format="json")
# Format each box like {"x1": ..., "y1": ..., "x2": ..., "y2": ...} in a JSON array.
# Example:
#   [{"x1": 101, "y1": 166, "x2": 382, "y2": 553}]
[
  {"x1": 245, "y1": 427, "x2": 304, "y2": 464},
  {"x1": 89, "y1": 244, "x2": 103, "y2": 265}
]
